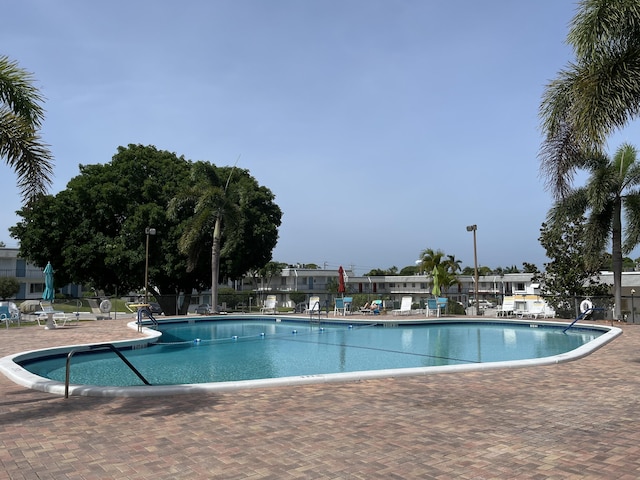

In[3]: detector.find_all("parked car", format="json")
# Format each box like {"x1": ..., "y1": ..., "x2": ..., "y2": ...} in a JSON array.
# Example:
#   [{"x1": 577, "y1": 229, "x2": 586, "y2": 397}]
[
  {"x1": 469, "y1": 300, "x2": 495, "y2": 309},
  {"x1": 195, "y1": 304, "x2": 212, "y2": 314}
]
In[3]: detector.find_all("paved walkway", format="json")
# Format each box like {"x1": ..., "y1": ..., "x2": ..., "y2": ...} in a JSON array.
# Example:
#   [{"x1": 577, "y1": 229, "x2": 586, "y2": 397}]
[{"x1": 1, "y1": 316, "x2": 639, "y2": 479}]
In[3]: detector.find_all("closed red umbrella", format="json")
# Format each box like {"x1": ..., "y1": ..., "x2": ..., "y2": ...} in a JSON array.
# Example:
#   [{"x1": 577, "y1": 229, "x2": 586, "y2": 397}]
[{"x1": 338, "y1": 266, "x2": 346, "y2": 294}]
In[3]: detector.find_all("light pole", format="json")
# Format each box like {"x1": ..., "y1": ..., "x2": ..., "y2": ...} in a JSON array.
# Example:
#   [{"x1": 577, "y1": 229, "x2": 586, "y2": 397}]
[
  {"x1": 632, "y1": 289, "x2": 636, "y2": 324},
  {"x1": 466, "y1": 224, "x2": 479, "y2": 315},
  {"x1": 144, "y1": 227, "x2": 156, "y2": 304}
]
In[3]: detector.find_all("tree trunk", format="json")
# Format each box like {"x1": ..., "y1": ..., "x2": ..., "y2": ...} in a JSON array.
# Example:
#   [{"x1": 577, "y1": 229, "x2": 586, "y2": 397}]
[
  {"x1": 211, "y1": 215, "x2": 222, "y2": 313},
  {"x1": 179, "y1": 292, "x2": 192, "y2": 315},
  {"x1": 612, "y1": 197, "x2": 623, "y2": 321}
]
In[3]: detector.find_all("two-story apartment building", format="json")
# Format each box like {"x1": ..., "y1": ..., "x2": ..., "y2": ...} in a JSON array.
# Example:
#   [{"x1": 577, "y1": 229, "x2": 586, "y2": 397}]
[
  {"x1": 231, "y1": 267, "x2": 542, "y2": 311},
  {"x1": 0, "y1": 248, "x2": 82, "y2": 300}
]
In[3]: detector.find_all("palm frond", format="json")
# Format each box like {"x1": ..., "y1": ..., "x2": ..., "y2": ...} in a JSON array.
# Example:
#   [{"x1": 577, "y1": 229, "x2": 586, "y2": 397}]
[
  {"x1": 0, "y1": 56, "x2": 47, "y2": 128},
  {"x1": 0, "y1": 57, "x2": 54, "y2": 203},
  {"x1": 623, "y1": 192, "x2": 640, "y2": 253}
]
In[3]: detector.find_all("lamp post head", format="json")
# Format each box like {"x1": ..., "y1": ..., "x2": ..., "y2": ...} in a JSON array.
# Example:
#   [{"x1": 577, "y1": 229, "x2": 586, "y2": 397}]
[
  {"x1": 145, "y1": 227, "x2": 156, "y2": 235},
  {"x1": 632, "y1": 289, "x2": 636, "y2": 295},
  {"x1": 466, "y1": 225, "x2": 477, "y2": 232}
]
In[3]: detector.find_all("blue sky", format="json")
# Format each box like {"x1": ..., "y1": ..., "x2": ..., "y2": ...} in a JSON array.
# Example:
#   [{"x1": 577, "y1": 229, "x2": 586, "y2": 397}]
[{"x1": 3, "y1": 1, "x2": 639, "y2": 276}]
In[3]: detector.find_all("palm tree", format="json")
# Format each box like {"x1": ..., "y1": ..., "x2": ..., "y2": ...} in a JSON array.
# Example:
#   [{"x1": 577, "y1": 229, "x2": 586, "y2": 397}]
[
  {"x1": 445, "y1": 254, "x2": 462, "y2": 274},
  {"x1": 419, "y1": 248, "x2": 444, "y2": 273},
  {"x1": 419, "y1": 249, "x2": 462, "y2": 299},
  {"x1": 0, "y1": 55, "x2": 53, "y2": 203},
  {"x1": 169, "y1": 162, "x2": 238, "y2": 313},
  {"x1": 540, "y1": 0, "x2": 640, "y2": 199},
  {"x1": 547, "y1": 143, "x2": 640, "y2": 320}
]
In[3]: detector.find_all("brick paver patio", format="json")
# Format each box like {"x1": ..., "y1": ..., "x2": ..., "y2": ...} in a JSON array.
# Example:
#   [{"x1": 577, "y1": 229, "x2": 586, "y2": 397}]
[{"x1": 1, "y1": 315, "x2": 639, "y2": 479}]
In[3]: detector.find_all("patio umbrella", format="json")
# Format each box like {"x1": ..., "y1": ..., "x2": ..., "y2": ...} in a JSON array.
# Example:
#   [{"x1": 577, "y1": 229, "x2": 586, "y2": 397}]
[
  {"x1": 431, "y1": 266, "x2": 441, "y2": 298},
  {"x1": 338, "y1": 266, "x2": 346, "y2": 295},
  {"x1": 42, "y1": 262, "x2": 55, "y2": 302}
]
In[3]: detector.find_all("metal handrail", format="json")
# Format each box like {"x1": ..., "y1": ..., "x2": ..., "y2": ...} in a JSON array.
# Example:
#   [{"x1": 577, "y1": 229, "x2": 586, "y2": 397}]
[
  {"x1": 562, "y1": 307, "x2": 605, "y2": 333},
  {"x1": 136, "y1": 306, "x2": 158, "y2": 332},
  {"x1": 65, "y1": 343, "x2": 151, "y2": 398}
]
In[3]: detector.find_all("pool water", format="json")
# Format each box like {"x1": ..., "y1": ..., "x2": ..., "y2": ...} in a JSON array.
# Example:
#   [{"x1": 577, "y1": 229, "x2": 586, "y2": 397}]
[{"x1": 19, "y1": 320, "x2": 603, "y2": 387}]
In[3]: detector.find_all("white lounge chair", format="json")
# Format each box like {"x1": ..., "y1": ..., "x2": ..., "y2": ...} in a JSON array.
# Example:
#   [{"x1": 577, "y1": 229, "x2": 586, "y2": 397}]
[
  {"x1": 393, "y1": 296, "x2": 413, "y2": 316},
  {"x1": 305, "y1": 296, "x2": 321, "y2": 314},
  {"x1": 528, "y1": 301, "x2": 546, "y2": 319},
  {"x1": 37, "y1": 301, "x2": 74, "y2": 327},
  {"x1": 498, "y1": 296, "x2": 515, "y2": 317},
  {"x1": 260, "y1": 295, "x2": 277, "y2": 314}
]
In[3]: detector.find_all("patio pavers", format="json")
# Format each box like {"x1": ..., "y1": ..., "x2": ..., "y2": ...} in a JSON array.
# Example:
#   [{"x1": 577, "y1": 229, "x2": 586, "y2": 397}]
[{"x1": 1, "y1": 316, "x2": 639, "y2": 479}]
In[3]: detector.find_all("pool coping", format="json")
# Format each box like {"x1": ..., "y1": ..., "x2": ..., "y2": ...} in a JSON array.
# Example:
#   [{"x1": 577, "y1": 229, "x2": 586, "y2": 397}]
[{"x1": 0, "y1": 316, "x2": 622, "y2": 397}]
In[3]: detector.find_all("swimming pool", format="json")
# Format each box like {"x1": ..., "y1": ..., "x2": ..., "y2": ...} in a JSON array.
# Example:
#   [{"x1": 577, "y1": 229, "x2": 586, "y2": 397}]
[{"x1": 0, "y1": 317, "x2": 621, "y2": 397}]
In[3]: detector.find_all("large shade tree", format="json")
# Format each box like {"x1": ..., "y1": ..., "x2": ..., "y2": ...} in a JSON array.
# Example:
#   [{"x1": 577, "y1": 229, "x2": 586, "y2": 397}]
[
  {"x1": 536, "y1": 212, "x2": 610, "y2": 318},
  {"x1": 10, "y1": 145, "x2": 199, "y2": 313},
  {"x1": 11, "y1": 144, "x2": 282, "y2": 314},
  {"x1": 546, "y1": 144, "x2": 640, "y2": 320},
  {"x1": 0, "y1": 55, "x2": 53, "y2": 203}
]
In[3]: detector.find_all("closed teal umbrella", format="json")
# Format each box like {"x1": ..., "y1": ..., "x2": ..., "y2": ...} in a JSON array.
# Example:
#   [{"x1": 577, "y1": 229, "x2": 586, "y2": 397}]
[
  {"x1": 42, "y1": 262, "x2": 55, "y2": 302},
  {"x1": 431, "y1": 266, "x2": 441, "y2": 298}
]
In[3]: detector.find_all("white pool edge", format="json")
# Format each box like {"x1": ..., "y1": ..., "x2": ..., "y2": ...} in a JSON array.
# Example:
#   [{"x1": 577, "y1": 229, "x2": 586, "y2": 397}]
[{"x1": 0, "y1": 318, "x2": 623, "y2": 397}]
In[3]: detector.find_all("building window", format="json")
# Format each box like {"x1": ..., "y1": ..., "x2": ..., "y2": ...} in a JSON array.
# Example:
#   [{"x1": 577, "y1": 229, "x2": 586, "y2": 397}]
[{"x1": 30, "y1": 283, "x2": 45, "y2": 294}]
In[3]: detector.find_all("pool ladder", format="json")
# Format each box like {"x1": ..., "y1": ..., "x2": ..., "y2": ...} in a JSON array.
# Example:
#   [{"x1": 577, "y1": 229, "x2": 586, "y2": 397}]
[
  {"x1": 136, "y1": 306, "x2": 158, "y2": 332},
  {"x1": 309, "y1": 300, "x2": 328, "y2": 323},
  {"x1": 65, "y1": 343, "x2": 151, "y2": 398}
]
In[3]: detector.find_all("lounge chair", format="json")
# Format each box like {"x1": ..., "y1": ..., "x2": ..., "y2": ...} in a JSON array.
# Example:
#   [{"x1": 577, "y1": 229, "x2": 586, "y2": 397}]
[
  {"x1": 528, "y1": 301, "x2": 545, "y2": 319},
  {"x1": 426, "y1": 298, "x2": 440, "y2": 317},
  {"x1": 305, "y1": 296, "x2": 328, "y2": 317},
  {"x1": 393, "y1": 296, "x2": 413, "y2": 316},
  {"x1": 87, "y1": 298, "x2": 111, "y2": 320},
  {"x1": 334, "y1": 297, "x2": 353, "y2": 316},
  {"x1": 498, "y1": 297, "x2": 515, "y2": 317},
  {"x1": 343, "y1": 297, "x2": 352, "y2": 315},
  {"x1": 436, "y1": 297, "x2": 448, "y2": 314},
  {"x1": 35, "y1": 301, "x2": 77, "y2": 327},
  {"x1": 334, "y1": 297, "x2": 346, "y2": 316},
  {"x1": 0, "y1": 302, "x2": 20, "y2": 328},
  {"x1": 37, "y1": 301, "x2": 57, "y2": 326},
  {"x1": 360, "y1": 300, "x2": 382, "y2": 315},
  {"x1": 513, "y1": 300, "x2": 528, "y2": 318},
  {"x1": 260, "y1": 295, "x2": 277, "y2": 314},
  {"x1": 305, "y1": 296, "x2": 320, "y2": 314}
]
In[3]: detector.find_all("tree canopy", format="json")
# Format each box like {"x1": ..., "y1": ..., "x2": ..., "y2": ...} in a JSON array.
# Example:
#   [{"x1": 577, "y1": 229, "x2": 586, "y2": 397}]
[
  {"x1": 10, "y1": 144, "x2": 282, "y2": 314},
  {"x1": 535, "y1": 213, "x2": 609, "y2": 318},
  {"x1": 546, "y1": 143, "x2": 640, "y2": 320}
]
